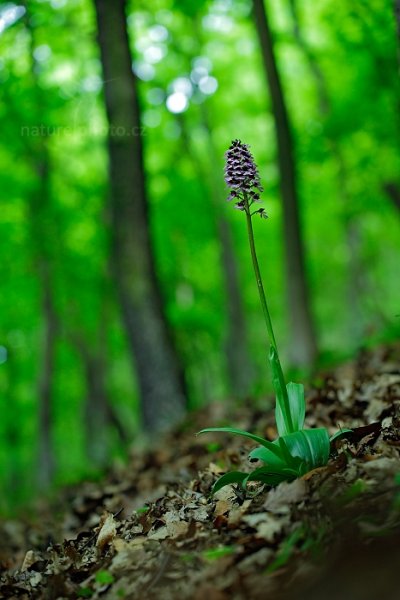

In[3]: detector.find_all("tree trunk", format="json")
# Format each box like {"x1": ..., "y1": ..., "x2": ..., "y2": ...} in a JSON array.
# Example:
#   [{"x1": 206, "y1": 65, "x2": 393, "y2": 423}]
[
  {"x1": 4, "y1": 349, "x2": 21, "y2": 503},
  {"x1": 252, "y1": 0, "x2": 317, "y2": 368},
  {"x1": 24, "y1": 3, "x2": 57, "y2": 488},
  {"x1": 37, "y1": 264, "x2": 57, "y2": 488},
  {"x1": 93, "y1": 0, "x2": 186, "y2": 431},
  {"x1": 73, "y1": 320, "x2": 130, "y2": 466},
  {"x1": 288, "y1": 0, "x2": 368, "y2": 343},
  {"x1": 394, "y1": 0, "x2": 400, "y2": 39},
  {"x1": 384, "y1": 182, "x2": 400, "y2": 211}
]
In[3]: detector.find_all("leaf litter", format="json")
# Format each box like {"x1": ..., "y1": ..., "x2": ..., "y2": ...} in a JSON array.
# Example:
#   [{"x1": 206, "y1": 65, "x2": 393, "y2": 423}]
[{"x1": 1, "y1": 344, "x2": 400, "y2": 599}]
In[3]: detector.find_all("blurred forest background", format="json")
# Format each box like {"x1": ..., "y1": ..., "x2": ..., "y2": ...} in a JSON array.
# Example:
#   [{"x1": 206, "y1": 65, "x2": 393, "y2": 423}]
[{"x1": 0, "y1": 0, "x2": 399, "y2": 513}]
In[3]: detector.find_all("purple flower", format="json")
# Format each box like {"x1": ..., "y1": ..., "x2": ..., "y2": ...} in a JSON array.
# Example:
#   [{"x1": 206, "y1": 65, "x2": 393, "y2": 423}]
[{"x1": 224, "y1": 140, "x2": 266, "y2": 215}]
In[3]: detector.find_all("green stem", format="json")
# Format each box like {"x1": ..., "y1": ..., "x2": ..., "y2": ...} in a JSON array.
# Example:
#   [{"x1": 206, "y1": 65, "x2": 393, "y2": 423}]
[
  {"x1": 244, "y1": 195, "x2": 277, "y2": 350},
  {"x1": 243, "y1": 193, "x2": 293, "y2": 432}
]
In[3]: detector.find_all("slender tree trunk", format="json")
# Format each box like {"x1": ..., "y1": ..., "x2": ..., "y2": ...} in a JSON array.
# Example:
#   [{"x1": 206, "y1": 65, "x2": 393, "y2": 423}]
[
  {"x1": 288, "y1": 0, "x2": 368, "y2": 343},
  {"x1": 37, "y1": 263, "x2": 57, "y2": 488},
  {"x1": 93, "y1": 0, "x2": 186, "y2": 431},
  {"x1": 72, "y1": 316, "x2": 130, "y2": 465},
  {"x1": 4, "y1": 350, "x2": 21, "y2": 503},
  {"x1": 24, "y1": 3, "x2": 57, "y2": 488},
  {"x1": 81, "y1": 347, "x2": 109, "y2": 466},
  {"x1": 394, "y1": 0, "x2": 400, "y2": 39},
  {"x1": 384, "y1": 182, "x2": 400, "y2": 211},
  {"x1": 252, "y1": 0, "x2": 317, "y2": 368}
]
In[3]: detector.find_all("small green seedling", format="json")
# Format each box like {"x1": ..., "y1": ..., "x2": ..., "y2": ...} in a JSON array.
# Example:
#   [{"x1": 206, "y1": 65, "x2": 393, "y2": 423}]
[
  {"x1": 198, "y1": 140, "x2": 350, "y2": 494},
  {"x1": 95, "y1": 571, "x2": 115, "y2": 585},
  {"x1": 202, "y1": 546, "x2": 235, "y2": 561}
]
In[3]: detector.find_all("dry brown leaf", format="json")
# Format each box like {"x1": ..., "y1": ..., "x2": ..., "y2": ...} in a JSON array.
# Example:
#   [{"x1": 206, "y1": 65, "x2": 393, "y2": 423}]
[
  {"x1": 242, "y1": 513, "x2": 286, "y2": 542},
  {"x1": 191, "y1": 506, "x2": 209, "y2": 522},
  {"x1": 110, "y1": 539, "x2": 147, "y2": 574},
  {"x1": 148, "y1": 526, "x2": 169, "y2": 540},
  {"x1": 96, "y1": 512, "x2": 117, "y2": 552},
  {"x1": 302, "y1": 466, "x2": 329, "y2": 481},
  {"x1": 365, "y1": 398, "x2": 387, "y2": 422},
  {"x1": 166, "y1": 520, "x2": 189, "y2": 539},
  {"x1": 21, "y1": 550, "x2": 38, "y2": 572},
  {"x1": 214, "y1": 500, "x2": 231, "y2": 517},
  {"x1": 263, "y1": 479, "x2": 307, "y2": 513}
]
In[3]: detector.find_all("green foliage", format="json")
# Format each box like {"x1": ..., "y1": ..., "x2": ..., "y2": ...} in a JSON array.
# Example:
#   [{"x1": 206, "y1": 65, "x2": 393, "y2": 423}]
[
  {"x1": 0, "y1": 0, "x2": 398, "y2": 509},
  {"x1": 199, "y1": 415, "x2": 338, "y2": 493},
  {"x1": 266, "y1": 526, "x2": 304, "y2": 573},
  {"x1": 77, "y1": 588, "x2": 93, "y2": 598},
  {"x1": 201, "y1": 546, "x2": 235, "y2": 561},
  {"x1": 95, "y1": 571, "x2": 115, "y2": 585}
]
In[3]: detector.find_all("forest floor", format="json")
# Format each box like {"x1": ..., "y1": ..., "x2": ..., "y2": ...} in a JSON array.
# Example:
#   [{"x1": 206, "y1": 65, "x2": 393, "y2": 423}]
[{"x1": 2, "y1": 344, "x2": 400, "y2": 600}]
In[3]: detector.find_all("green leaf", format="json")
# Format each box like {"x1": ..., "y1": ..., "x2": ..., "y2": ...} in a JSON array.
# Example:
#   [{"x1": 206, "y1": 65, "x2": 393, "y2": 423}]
[
  {"x1": 245, "y1": 465, "x2": 298, "y2": 487},
  {"x1": 248, "y1": 445, "x2": 287, "y2": 470},
  {"x1": 202, "y1": 546, "x2": 235, "y2": 560},
  {"x1": 269, "y1": 346, "x2": 293, "y2": 434},
  {"x1": 281, "y1": 429, "x2": 330, "y2": 470},
  {"x1": 330, "y1": 428, "x2": 353, "y2": 443},
  {"x1": 275, "y1": 381, "x2": 305, "y2": 436},
  {"x1": 198, "y1": 427, "x2": 284, "y2": 460},
  {"x1": 287, "y1": 382, "x2": 306, "y2": 431},
  {"x1": 277, "y1": 436, "x2": 305, "y2": 471},
  {"x1": 95, "y1": 571, "x2": 114, "y2": 585},
  {"x1": 211, "y1": 471, "x2": 248, "y2": 494},
  {"x1": 78, "y1": 588, "x2": 93, "y2": 598}
]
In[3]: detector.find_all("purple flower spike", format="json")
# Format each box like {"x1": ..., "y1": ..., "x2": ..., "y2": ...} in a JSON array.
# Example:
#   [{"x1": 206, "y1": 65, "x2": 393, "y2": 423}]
[{"x1": 224, "y1": 140, "x2": 265, "y2": 213}]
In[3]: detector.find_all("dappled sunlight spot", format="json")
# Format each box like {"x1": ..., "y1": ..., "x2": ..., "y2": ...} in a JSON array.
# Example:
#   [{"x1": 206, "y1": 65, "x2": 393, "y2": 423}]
[
  {"x1": 134, "y1": 35, "x2": 150, "y2": 53},
  {"x1": 202, "y1": 13, "x2": 233, "y2": 33},
  {"x1": 192, "y1": 55, "x2": 212, "y2": 71},
  {"x1": 143, "y1": 44, "x2": 166, "y2": 64},
  {"x1": 166, "y1": 92, "x2": 188, "y2": 114},
  {"x1": 50, "y1": 0, "x2": 66, "y2": 8},
  {"x1": 170, "y1": 76, "x2": 193, "y2": 98},
  {"x1": 148, "y1": 24, "x2": 168, "y2": 43},
  {"x1": 81, "y1": 74, "x2": 103, "y2": 93},
  {"x1": 33, "y1": 44, "x2": 52, "y2": 63},
  {"x1": 0, "y1": 4, "x2": 25, "y2": 35},
  {"x1": 132, "y1": 60, "x2": 155, "y2": 81},
  {"x1": 198, "y1": 75, "x2": 218, "y2": 95},
  {"x1": 46, "y1": 61, "x2": 76, "y2": 85},
  {"x1": 190, "y1": 65, "x2": 209, "y2": 84}
]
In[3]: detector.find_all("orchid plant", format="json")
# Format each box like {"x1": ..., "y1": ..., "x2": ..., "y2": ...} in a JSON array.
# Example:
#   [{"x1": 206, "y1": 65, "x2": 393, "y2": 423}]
[{"x1": 199, "y1": 140, "x2": 350, "y2": 494}]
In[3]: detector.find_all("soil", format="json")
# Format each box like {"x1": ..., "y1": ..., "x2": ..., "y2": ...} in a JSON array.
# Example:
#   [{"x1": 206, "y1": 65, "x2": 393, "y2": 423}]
[{"x1": 1, "y1": 344, "x2": 400, "y2": 600}]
